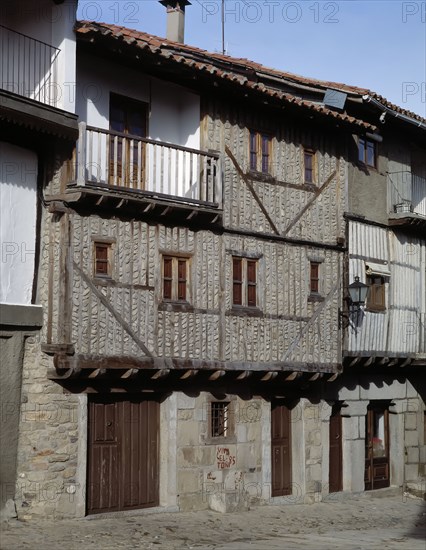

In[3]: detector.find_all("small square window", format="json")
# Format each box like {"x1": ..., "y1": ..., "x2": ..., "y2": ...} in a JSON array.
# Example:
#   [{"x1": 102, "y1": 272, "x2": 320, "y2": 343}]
[
  {"x1": 303, "y1": 149, "x2": 316, "y2": 183},
  {"x1": 249, "y1": 131, "x2": 272, "y2": 174},
  {"x1": 232, "y1": 257, "x2": 258, "y2": 308},
  {"x1": 162, "y1": 256, "x2": 190, "y2": 302},
  {"x1": 358, "y1": 138, "x2": 377, "y2": 168},
  {"x1": 210, "y1": 402, "x2": 231, "y2": 438},
  {"x1": 94, "y1": 242, "x2": 113, "y2": 278},
  {"x1": 366, "y1": 275, "x2": 386, "y2": 311}
]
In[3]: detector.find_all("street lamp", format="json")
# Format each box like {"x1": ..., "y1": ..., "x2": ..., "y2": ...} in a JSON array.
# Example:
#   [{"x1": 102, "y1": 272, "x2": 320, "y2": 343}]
[
  {"x1": 348, "y1": 276, "x2": 369, "y2": 308},
  {"x1": 338, "y1": 276, "x2": 369, "y2": 328}
]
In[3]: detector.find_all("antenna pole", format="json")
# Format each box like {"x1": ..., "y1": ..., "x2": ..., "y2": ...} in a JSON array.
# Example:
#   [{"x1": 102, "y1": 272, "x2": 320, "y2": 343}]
[{"x1": 221, "y1": 0, "x2": 225, "y2": 54}]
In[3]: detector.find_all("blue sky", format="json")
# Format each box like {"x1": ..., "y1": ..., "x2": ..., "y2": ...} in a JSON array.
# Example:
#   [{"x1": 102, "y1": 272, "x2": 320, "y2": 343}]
[{"x1": 77, "y1": 1, "x2": 426, "y2": 117}]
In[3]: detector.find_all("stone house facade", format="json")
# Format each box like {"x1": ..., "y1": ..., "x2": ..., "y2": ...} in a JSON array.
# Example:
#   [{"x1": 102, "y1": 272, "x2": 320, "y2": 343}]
[{"x1": 1, "y1": 1, "x2": 425, "y2": 520}]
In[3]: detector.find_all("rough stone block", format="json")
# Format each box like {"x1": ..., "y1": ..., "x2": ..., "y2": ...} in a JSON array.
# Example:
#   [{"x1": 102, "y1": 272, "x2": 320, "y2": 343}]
[
  {"x1": 405, "y1": 463, "x2": 419, "y2": 482},
  {"x1": 407, "y1": 447, "x2": 419, "y2": 464},
  {"x1": 405, "y1": 412, "x2": 417, "y2": 431},
  {"x1": 177, "y1": 470, "x2": 201, "y2": 494},
  {"x1": 405, "y1": 430, "x2": 419, "y2": 447},
  {"x1": 177, "y1": 394, "x2": 196, "y2": 409},
  {"x1": 209, "y1": 490, "x2": 249, "y2": 513},
  {"x1": 177, "y1": 420, "x2": 200, "y2": 446}
]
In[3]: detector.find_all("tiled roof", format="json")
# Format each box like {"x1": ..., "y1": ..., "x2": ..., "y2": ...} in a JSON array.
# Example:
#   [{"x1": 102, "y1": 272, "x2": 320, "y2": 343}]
[{"x1": 75, "y1": 21, "x2": 425, "y2": 129}]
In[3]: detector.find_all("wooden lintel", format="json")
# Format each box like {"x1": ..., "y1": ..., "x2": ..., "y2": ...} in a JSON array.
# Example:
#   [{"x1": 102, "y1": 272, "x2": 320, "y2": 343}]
[
  {"x1": 151, "y1": 369, "x2": 170, "y2": 380},
  {"x1": 208, "y1": 370, "x2": 226, "y2": 381},
  {"x1": 47, "y1": 202, "x2": 72, "y2": 214},
  {"x1": 260, "y1": 372, "x2": 278, "y2": 382},
  {"x1": 180, "y1": 369, "x2": 197, "y2": 379},
  {"x1": 42, "y1": 343, "x2": 75, "y2": 356}
]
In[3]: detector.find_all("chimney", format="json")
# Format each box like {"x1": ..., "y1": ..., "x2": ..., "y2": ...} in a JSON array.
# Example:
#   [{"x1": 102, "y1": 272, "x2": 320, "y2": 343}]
[{"x1": 159, "y1": 1, "x2": 191, "y2": 43}]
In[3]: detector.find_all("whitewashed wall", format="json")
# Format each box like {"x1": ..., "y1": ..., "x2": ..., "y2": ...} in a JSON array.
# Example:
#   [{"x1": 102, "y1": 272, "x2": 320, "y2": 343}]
[
  {"x1": 348, "y1": 220, "x2": 425, "y2": 354},
  {"x1": 0, "y1": 0, "x2": 77, "y2": 112},
  {"x1": 0, "y1": 142, "x2": 38, "y2": 304}
]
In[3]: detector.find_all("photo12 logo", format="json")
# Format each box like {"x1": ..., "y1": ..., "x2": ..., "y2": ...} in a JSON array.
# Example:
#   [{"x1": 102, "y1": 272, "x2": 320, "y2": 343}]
[{"x1": 200, "y1": 1, "x2": 340, "y2": 25}]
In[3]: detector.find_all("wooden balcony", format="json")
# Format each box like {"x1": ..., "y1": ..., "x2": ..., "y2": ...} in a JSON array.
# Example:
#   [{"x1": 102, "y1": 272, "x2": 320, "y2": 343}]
[
  {"x1": 65, "y1": 123, "x2": 223, "y2": 226},
  {"x1": 388, "y1": 172, "x2": 426, "y2": 229}
]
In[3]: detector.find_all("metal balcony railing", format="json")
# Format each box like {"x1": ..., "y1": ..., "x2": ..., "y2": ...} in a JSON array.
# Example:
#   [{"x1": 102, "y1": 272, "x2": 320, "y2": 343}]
[
  {"x1": 0, "y1": 25, "x2": 60, "y2": 106},
  {"x1": 73, "y1": 123, "x2": 223, "y2": 208},
  {"x1": 388, "y1": 171, "x2": 426, "y2": 218}
]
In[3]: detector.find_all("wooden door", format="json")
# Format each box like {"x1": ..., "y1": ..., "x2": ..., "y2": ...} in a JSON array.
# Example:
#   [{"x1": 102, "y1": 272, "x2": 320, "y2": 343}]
[
  {"x1": 329, "y1": 408, "x2": 343, "y2": 493},
  {"x1": 109, "y1": 94, "x2": 147, "y2": 188},
  {"x1": 271, "y1": 402, "x2": 292, "y2": 497},
  {"x1": 365, "y1": 405, "x2": 390, "y2": 490},
  {"x1": 87, "y1": 395, "x2": 159, "y2": 514}
]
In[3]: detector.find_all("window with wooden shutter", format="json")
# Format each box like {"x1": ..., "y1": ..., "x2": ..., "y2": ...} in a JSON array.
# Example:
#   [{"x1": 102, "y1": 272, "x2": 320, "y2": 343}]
[
  {"x1": 304, "y1": 149, "x2": 316, "y2": 183},
  {"x1": 162, "y1": 256, "x2": 189, "y2": 302},
  {"x1": 94, "y1": 242, "x2": 113, "y2": 278},
  {"x1": 366, "y1": 275, "x2": 386, "y2": 311},
  {"x1": 358, "y1": 137, "x2": 377, "y2": 168},
  {"x1": 232, "y1": 256, "x2": 258, "y2": 308},
  {"x1": 310, "y1": 262, "x2": 320, "y2": 294},
  {"x1": 249, "y1": 131, "x2": 272, "y2": 174}
]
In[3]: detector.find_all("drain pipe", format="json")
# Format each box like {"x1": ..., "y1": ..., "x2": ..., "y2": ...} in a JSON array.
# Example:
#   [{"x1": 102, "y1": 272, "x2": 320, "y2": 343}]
[{"x1": 362, "y1": 95, "x2": 426, "y2": 130}]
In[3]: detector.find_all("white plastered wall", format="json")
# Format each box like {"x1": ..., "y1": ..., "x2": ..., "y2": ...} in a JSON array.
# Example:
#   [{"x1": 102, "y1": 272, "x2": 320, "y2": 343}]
[{"x1": 0, "y1": 142, "x2": 38, "y2": 304}]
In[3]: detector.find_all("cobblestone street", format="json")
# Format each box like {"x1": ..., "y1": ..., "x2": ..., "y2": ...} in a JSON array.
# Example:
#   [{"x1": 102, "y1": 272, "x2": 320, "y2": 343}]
[{"x1": 1, "y1": 491, "x2": 425, "y2": 550}]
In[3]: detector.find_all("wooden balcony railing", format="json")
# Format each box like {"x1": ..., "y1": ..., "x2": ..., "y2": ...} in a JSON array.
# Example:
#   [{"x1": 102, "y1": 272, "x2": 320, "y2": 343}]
[
  {"x1": 388, "y1": 171, "x2": 426, "y2": 218},
  {"x1": 0, "y1": 25, "x2": 60, "y2": 106},
  {"x1": 74, "y1": 123, "x2": 222, "y2": 208}
]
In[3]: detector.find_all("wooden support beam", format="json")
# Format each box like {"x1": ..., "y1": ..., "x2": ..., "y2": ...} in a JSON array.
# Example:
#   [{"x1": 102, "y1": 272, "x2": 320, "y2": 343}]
[
  {"x1": 115, "y1": 199, "x2": 127, "y2": 209},
  {"x1": 180, "y1": 369, "x2": 197, "y2": 379},
  {"x1": 235, "y1": 371, "x2": 252, "y2": 380},
  {"x1": 285, "y1": 371, "x2": 299, "y2": 381},
  {"x1": 121, "y1": 368, "x2": 139, "y2": 379},
  {"x1": 308, "y1": 372, "x2": 321, "y2": 381},
  {"x1": 327, "y1": 373, "x2": 339, "y2": 382},
  {"x1": 151, "y1": 369, "x2": 170, "y2": 380},
  {"x1": 349, "y1": 357, "x2": 361, "y2": 367},
  {"x1": 88, "y1": 368, "x2": 107, "y2": 378},
  {"x1": 387, "y1": 358, "x2": 398, "y2": 367},
  {"x1": 186, "y1": 210, "x2": 197, "y2": 220},
  {"x1": 260, "y1": 372, "x2": 278, "y2": 382},
  {"x1": 364, "y1": 357, "x2": 374, "y2": 367},
  {"x1": 379, "y1": 357, "x2": 389, "y2": 365},
  {"x1": 95, "y1": 195, "x2": 106, "y2": 206},
  {"x1": 160, "y1": 206, "x2": 171, "y2": 216},
  {"x1": 399, "y1": 358, "x2": 412, "y2": 368},
  {"x1": 143, "y1": 203, "x2": 155, "y2": 213},
  {"x1": 208, "y1": 370, "x2": 226, "y2": 381}
]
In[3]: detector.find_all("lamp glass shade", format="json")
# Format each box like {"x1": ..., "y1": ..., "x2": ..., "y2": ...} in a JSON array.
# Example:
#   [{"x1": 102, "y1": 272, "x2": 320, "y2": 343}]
[{"x1": 348, "y1": 276, "x2": 369, "y2": 305}]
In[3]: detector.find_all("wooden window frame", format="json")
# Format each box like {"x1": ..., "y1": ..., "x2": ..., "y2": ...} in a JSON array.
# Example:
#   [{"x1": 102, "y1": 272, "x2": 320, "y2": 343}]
[
  {"x1": 249, "y1": 130, "x2": 272, "y2": 175},
  {"x1": 162, "y1": 255, "x2": 190, "y2": 303},
  {"x1": 366, "y1": 274, "x2": 386, "y2": 312},
  {"x1": 109, "y1": 93, "x2": 148, "y2": 188},
  {"x1": 309, "y1": 261, "x2": 320, "y2": 295},
  {"x1": 358, "y1": 137, "x2": 377, "y2": 169},
  {"x1": 303, "y1": 148, "x2": 316, "y2": 184},
  {"x1": 232, "y1": 256, "x2": 258, "y2": 308},
  {"x1": 93, "y1": 241, "x2": 113, "y2": 279}
]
